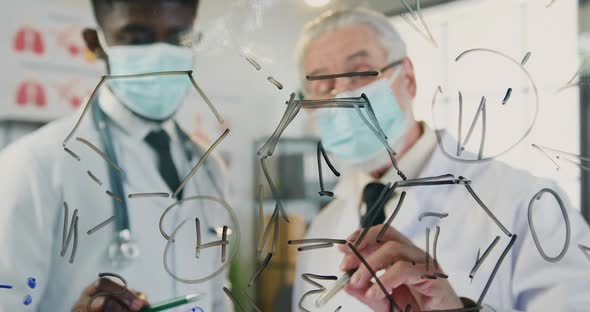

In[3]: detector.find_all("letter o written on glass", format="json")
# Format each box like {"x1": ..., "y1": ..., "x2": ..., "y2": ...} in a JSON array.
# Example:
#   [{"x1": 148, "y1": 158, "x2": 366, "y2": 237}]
[{"x1": 527, "y1": 188, "x2": 571, "y2": 263}]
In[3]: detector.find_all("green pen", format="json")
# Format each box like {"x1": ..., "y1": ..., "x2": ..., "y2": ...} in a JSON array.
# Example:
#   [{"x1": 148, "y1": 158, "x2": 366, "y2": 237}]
[{"x1": 139, "y1": 293, "x2": 204, "y2": 312}]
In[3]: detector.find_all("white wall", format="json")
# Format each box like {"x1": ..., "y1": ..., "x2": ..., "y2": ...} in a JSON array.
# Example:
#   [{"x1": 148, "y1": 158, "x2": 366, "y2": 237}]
[{"x1": 392, "y1": 0, "x2": 581, "y2": 206}]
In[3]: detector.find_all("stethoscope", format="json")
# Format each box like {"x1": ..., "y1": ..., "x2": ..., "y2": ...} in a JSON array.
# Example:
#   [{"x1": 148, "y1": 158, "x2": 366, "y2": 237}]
[{"x1": 89, "y1": 98, "x2": 224, "y2": 268}]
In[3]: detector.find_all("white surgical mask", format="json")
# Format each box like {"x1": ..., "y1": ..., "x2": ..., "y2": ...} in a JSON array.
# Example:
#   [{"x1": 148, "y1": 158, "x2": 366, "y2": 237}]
[
  {"x1": 319, "y1": 68, "x2": 408, "y2": 170},
  {"x1": 98, "y1": 30, "x2": 193, "y2": 120}
]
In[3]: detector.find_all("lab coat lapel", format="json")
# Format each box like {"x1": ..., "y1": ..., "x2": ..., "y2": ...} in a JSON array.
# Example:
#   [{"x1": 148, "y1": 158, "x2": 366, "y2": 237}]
[
  {"x1": 406, "y1": 133, "x2": 501, "y2": 300},
  {"x1": 332, "y1": 169, "x2": 373, "y2": 239},
  {"x1": 167, "y1": 129, "x2": 230, "y2": 306}
]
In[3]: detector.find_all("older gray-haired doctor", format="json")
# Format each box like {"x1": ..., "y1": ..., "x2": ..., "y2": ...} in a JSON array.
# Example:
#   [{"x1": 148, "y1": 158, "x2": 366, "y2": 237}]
[{"x1": 293, "y1": 8, "x2": 590, "y2": 312}]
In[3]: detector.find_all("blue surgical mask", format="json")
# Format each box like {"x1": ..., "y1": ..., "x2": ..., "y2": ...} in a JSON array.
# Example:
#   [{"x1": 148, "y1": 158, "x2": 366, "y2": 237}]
[
  {"x1": 319, "y1": 69, "x2": 408, "y2": 164},
  {"x1": 102, "y1": 39, "x2": 193, "y2": 120}
]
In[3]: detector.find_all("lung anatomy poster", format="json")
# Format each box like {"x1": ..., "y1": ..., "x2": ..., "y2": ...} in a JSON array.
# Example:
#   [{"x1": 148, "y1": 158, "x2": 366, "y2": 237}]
[{"x1": 0, "y1": 0, "x2": 102, "y2": 122}]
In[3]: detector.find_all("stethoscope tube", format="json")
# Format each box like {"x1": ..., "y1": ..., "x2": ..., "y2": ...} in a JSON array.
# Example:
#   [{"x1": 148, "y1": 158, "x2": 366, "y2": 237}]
[
  {"x1": 89, "y1": 99, "x2": 225, "y2": 268},
  {"x1": 91, "y1": 101, "x2": 137, "y2": 268}
]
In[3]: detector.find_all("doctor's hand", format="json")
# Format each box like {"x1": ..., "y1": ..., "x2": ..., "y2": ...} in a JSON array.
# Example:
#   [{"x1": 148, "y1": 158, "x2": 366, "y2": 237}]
[
  {"x1": 338, "y1": 225, "x2": 464, "y2": 312},
  {"x1": 71, "y1": 277, "x2": 150, "y2": 312}
]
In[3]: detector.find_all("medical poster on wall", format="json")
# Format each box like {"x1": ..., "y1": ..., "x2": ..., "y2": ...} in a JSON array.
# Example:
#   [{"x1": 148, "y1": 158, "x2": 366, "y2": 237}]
[{"x1": 0, "y1": 0, "x2": 102, "y2": 122}]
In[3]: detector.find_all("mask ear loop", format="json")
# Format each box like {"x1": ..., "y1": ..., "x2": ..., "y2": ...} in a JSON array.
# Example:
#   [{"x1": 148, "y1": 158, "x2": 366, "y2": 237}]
[
  {"x1": 322, "y1": 65, "x2": 403, "y2": 141},
  {"x1": 352, "y1": 97, "x2": 406, "y2": 180},
  {"x1": 361, "y1": 65, "x2": 407, "y2": 179},
  {"x1": 389, "y1": 66, "x2": 412, "y2": 154},
  {"x1": 361, "y1": 67, "x2": 401, "y2": 141},
  {"x1": 96, "y1": 28, "x2": 110, "y2": 56},
  {"x1": 388, "y1": 66, "x2": 403, "y2": 84}
]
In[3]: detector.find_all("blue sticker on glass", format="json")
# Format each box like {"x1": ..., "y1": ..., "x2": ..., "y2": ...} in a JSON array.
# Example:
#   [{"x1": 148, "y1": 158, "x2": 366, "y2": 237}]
[
  {"x1": 23, "y1": 294, "x2": 32, "y2": 305},
  {"x1": 27, "y1": 278, "x2": 36, "y2": 289}
]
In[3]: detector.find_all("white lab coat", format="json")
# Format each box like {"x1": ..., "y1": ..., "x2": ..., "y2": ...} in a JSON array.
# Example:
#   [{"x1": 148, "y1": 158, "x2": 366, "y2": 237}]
[
  {"x1": 293, "y1": 133, "x2": 590, "y2": 311},
  {"x1": 0, "y1": 95, "x2": 232, "y2": 311}
]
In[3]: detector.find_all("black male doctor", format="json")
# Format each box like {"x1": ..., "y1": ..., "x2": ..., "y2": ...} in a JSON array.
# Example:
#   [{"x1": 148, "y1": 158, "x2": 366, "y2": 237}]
[{"x1": 0, "y1": 1, "x2": 232, "y2": 311}]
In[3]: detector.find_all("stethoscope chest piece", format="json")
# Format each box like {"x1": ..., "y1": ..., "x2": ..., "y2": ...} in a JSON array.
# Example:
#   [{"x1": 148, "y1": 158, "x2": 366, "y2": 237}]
[{"x1": 107, "y1": 229, "x2": 140, "y2": 268}]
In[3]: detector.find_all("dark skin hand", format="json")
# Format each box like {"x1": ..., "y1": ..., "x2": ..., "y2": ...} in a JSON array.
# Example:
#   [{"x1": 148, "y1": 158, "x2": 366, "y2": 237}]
[
  {"x1": 74, "y1": 2, "x2": 197, "y2": 311},
  {"x1": 70, "y1": 278, "x2": 149, "y2": 312}
]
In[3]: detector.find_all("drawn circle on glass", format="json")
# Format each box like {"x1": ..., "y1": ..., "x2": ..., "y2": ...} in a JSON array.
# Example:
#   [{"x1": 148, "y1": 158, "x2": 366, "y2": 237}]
[
  {"x1": 527, "y1": 188, "x2": 571, "y2": 263},
  {"x1": 431, "y1": 48, "x2": 539, "y2": 163},
  {"x1": 160, "y1": 195, "x2": 241, "y2": 284}
]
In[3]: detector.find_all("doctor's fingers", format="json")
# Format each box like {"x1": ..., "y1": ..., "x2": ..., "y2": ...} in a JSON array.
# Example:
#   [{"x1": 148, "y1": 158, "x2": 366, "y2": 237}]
[
  {"x1": 339, "y1": 225, "x2": 413, "y2": 254},
  {"x1": 76, "y1": 278, "x2": 149, "y2": 311},
  {"x1": 339, "y1": 242, "x2": 381, "y2": 270},
  {"x1": 364, "y1": 261, "x2": 424, "y2": 300},
  {"x1": 346, "y1": 283, "x2": 420, "y2": 312},
  {"x1": 340, "y1": 240, "x2": 406, "y2": 273},
  {"x1": 344, "y1": 283, "x2": 391, "y2": 312},
  {"x1": 345, "y1": 241, "x2": 422, "y2": 289},
  {"x1": 72, "y1": 296, "x2": 125, "y2": 312},
  {"x1": 364, "y1": 261, "x2": 462, "y2": 310},
  {"x1": 75, "y1": 293, "x2": 148, "y2": 312}
]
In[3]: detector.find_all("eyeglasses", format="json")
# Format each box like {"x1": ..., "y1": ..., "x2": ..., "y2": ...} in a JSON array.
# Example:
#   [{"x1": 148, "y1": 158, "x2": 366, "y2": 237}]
[
  {"x1": 112, "y1": 29, "x2": 201, "y2": 47},
  {"x1": 304, "y1": 58, "x2": 405, "y2": 98}
]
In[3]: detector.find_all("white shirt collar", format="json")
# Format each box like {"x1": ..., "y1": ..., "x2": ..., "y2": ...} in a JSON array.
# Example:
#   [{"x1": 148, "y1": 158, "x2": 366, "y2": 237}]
[
  {"x1": 333, "y1": 122, "x2": 438, "y2": 214},
  {"x1": 378, "y1": 123, "x2": 438, "y2": 217},
  {"x1": 98, "y1": 87, "x2": 179, "y2": 142},
  {"x1": 380, "y1": 122, "x2": 438, "y2": 183}
]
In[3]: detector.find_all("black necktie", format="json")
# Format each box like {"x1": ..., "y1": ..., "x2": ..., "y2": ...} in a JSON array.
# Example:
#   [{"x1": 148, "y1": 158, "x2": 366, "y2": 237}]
[
  {"x1": 144, "y1": 129, "x2": 183, "y2": 200},
  {"x1": 360, "y1": 182, "x2": 391, "y2": 228}
]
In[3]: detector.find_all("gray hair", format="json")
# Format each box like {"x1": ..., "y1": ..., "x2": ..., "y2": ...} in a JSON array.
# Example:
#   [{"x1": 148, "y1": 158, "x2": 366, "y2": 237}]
[{"x1": 295, "y1": 7, "x2": 407, "y2": 83}]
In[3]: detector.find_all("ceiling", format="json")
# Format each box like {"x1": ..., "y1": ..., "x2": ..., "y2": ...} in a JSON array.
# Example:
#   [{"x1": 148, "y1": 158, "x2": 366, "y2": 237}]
[{"x1": 337, "y1": 0, "x2": 457, "y2": 16}]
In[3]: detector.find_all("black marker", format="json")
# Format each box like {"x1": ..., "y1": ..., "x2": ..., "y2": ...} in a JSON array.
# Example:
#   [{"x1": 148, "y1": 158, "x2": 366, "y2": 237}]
[
  {"x1": 578, "y1": 244, "x2": 590, "y2": 262},
  {"x1": 298, "y1": 273, "x2": 337, "y2": 312},
  {"x1": 317, "y1": 141, "x2": 340, "y2": 197},
  {"x1": 76, "y1": 137, "x2": 124, "y2": 174},
  {"x1": 469, "y1": 236, "x2": 500, "y2": 279},
  {"x1": 223, "y1": 287, "x2": 245, "y2": 312},
  {"x1": 106, "y1": 190, "x2": 123, "y2": 202},
  {"x1": 248, "y1": 253, "x2": 272, "y2": 287},
  {"x1": 502, "y1": 88, "x2": 512, "y2": 105},
  {"x1": 174, "y1": 129, "x2": 229, "y2": 199},
  {"x1": 298, "y1": 243, "x2": 334, "y2": 251},
  {"x1": 244, "y1": 56, "x2": 261, "y2": 71},
  {"x1": 267, "y1": 76, "x2": 283, "y2": 90},
  {"x1": 520, "y1": 52, "x2": 532, "y2": 65},
  {"x1": 87, "y1": 216, "x2": 115, "y2": 235},
  {"x1": 64, "y1": 147, "x2": 80, "y2": 161},
  {"x1": 241, "y1": 289, "x2": 262, "y2": 312},
  {"x1": 527, "y1": 188, "x2": 570, "y2": 262},
  {"x1": 418, "y1": 211, "x2": 449, "y2": 222},
  {"x1": 457, "y1": 91, "x2": 463, "y2": 156},
  {"x1": 87, "y1": 170, "x2": 103, "y2": 186},
  {"x1": 306, "y1": 70, "x2": 379, "y2": 81}
]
